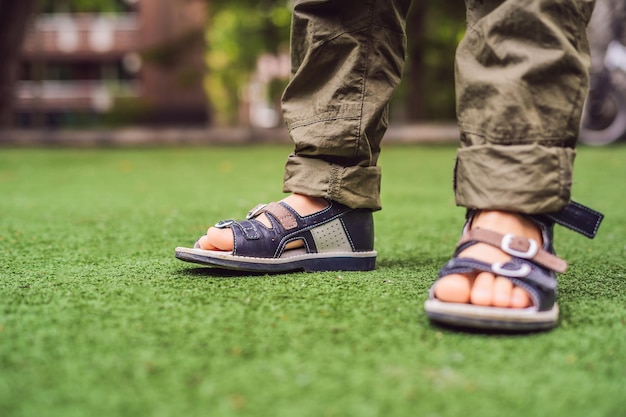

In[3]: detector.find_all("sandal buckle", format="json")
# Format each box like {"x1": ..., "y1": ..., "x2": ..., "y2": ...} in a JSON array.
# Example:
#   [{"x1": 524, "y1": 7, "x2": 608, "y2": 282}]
[
  {"x1": 215, "y1": 219, "x2": 234, "y2": 228},
  {"x1": 500, "y1": 234, "x2": 538, "y2": 259},
  {"x1": 492, "y1": 262, "x2": 531, "y2": 278},
  {"x1": 246, "y1": 204, "x2": 267, "y2": 220}
]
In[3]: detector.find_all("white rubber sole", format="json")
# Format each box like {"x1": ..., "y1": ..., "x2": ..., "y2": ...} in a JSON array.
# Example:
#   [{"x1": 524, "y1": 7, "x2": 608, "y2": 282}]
[
  {"x1": 175, "y1": 247, "x2": 377, "y2": 272},
  {"x1": 424, "y1": 299, "x2": 559, "y2": 331}
]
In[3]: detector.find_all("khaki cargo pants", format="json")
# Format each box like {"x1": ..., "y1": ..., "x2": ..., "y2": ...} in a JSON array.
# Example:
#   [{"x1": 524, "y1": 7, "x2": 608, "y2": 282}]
[{"x1": 281, "y1": 0, "x2": 596, "y2": 213}]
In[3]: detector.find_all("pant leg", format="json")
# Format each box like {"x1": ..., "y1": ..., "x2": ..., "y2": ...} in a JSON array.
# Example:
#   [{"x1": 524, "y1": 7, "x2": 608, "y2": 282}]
[
  {"x1": 454, "y1": 0, "x2": 596, "y2": 213},
  {"x1": 281, "y1": 0, "x2": 413, "y2": 210}
]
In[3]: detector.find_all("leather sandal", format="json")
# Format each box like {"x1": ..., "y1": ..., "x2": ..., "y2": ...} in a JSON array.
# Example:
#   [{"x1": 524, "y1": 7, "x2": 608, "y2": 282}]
[
  {"x1": 424, "y1": 201, "x2": 604, "y2": 331},
  {"x1": 175, "y1": 199, "x2": 376, "y2": 272}
]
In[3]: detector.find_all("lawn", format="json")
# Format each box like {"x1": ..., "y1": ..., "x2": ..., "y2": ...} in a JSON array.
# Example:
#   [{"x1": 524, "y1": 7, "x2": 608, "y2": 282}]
[{"x1": 0, "y1": 144, "x2": 624, "y2": 417}]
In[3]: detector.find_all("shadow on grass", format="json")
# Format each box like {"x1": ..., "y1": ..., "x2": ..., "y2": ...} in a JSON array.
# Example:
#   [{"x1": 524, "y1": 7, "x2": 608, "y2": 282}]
[
  {"x1": 173, "y1": 255, "x2": 448, "y2": 278},
  {"x1": 176, "y1": 266, "x2": 279, "y2": 279},
  {"x1": 177, "y1": 258, "x2": 447, "y2": 279},
  {"x1": 376, "y1": 257, "x2": 448, "y2": 270},
  {"x1": 428, "y1": 320, "x2": 554, "y2": 337}
]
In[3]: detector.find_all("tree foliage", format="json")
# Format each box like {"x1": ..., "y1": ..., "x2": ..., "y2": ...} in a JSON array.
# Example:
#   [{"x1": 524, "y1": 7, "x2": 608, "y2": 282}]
[
  {"x1": 204, "y1": 0, "x2": 466, "y2": 125},
  {"x1": 395, "y1": 1, "x2": 466, "y2": 121},
  {"x1": 204, "y1": 0, "x2": 291, "y2": 125},
  {"x1": 0, "y1": 0, "x2": 467, "y2": 128}
]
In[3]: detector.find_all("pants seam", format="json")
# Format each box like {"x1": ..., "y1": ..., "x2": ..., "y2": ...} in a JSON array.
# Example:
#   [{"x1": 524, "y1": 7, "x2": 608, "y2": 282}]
[
  {"x1": 328, "y1": 164, "x2": 343, "y2": 201},
  {"x1": 354, "y1": 0, "x2": 376, "y2": 161},
  {"x1": 565, "y1": 73, "x2": 588, "y2": 144}
]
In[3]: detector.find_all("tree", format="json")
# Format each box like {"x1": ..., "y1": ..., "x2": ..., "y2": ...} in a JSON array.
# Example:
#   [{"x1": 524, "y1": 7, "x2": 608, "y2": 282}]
[
  {"x1": 204, "y1": 0, "x2": 466, "y2": 125},
  {"x1": 393, "y1": 1, "x2": 466, "y2": 122},
  {"x1": 204, "y1": 0, "x2": 291, "y2": 125},
  {"x1": 0, "y1": 1, "x2": 37, "y2": 127},
  {"x1": 1, "y1": 0, "x2": 466, "y2": 128}
]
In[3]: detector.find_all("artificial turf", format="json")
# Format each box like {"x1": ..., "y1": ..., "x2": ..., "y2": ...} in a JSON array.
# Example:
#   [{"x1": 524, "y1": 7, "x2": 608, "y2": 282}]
[{"x1": 0, "y1": 144, "x2": 624, "y2": 417}]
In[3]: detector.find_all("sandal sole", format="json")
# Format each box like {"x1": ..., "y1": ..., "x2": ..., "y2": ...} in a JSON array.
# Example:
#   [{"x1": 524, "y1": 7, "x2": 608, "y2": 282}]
[
  {"x1": 424, "y1": 299, "x2": 558, "y2": 331},
  {"x1": 175, "y1": 247, "x2": 377, "y2": 272}
]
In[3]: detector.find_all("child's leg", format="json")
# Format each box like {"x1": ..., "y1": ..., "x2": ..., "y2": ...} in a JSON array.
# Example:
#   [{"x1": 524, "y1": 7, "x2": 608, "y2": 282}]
[
  {"x1": 281, "y1": 0, "x2": 412, "y2": 210},
  {"x1": 196, "y1": 0, "x2": 413, "y2": 251},
  {"x1": 433, "y1": 0, "x2": 595, "y2": 311}
]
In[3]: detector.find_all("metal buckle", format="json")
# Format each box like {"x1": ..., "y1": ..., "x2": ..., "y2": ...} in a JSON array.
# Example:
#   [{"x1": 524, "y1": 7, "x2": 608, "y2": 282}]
[
  {"x1": 500, "y1": 234, "x2": 538, "y2": 259},
  {"x1": 246, "y1": 203, "x2": 267, "y2": 220},
  {"x1": 214, "y1": 219, "x2": 234, "y2": 228},
  {"x1": 492, "y1": 262, "x2": 531, "y2": 278}
]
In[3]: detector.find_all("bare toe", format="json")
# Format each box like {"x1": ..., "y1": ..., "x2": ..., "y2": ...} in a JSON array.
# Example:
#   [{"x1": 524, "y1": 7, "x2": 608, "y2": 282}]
[
  {"x1": 511, "y1": 286, "x2": 532, "y2": 308},
  {"x1": 434, "y1": 274, "x2": 472, "y2": 303},
  {"x1": 470, "y1": 272, "x2": 495, "y2": 306},
  {"x1": 492, "y1": 276, "x2": 514, "y2": 307},
  {"x1": 199, "y1": 227, "x2": 234, "y2": 251},
  {"x1": 196, "y1": 235, "x2": 215, "y2": 250}
]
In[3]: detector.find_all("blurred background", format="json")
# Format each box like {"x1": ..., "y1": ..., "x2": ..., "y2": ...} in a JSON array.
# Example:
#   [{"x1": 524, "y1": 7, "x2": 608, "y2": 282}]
[
  {"x1": 1, "y1": 0, "x2": 625, "y2": 145},
  {"x1": 0, "y1": 0, "x2": 464, "y2": 133}
]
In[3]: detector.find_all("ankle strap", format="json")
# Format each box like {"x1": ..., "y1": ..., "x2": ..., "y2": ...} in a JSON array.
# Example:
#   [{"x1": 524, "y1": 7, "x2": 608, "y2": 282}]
[{"x1": 540, "y1": 201, "x2": 604, "y2": 239}]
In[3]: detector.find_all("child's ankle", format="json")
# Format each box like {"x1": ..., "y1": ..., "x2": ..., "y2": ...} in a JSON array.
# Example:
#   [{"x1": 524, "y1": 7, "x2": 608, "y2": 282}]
[{"x1": 282, "y1": 194, "x2": 329, "y2": 216}]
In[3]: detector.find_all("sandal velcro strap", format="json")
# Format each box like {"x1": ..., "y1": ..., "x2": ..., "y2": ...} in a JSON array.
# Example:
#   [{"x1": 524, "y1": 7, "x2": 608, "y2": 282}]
[
  {"x1": 437, "y1": 257, "x2": 557, "y2": 312},
  {"x1": 458, "y1": 229, "x2": 568, "y2": 273},
  {"x1": 439, "y1": 257, "x2": 557, "y2": 291},
  {"x1": 541, "y1": 200, "x2": 604, "y2": 239},
  {"x1": 256, "y1": 202, "x2": 299, "y2": 230}
]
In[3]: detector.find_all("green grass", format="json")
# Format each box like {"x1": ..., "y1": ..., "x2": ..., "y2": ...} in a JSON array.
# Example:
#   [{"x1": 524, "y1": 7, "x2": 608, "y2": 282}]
[{"x1": 0, "y1": 144, "x2": 624, "y2": 417}]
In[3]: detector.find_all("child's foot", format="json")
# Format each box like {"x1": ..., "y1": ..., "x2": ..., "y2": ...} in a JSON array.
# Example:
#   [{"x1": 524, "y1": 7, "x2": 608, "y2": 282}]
[
  {"x1": 425, "y1": 202, "x2": 602, "y2": 331},
  {"x1": 433, "y1": 211, "x2": 540, "y2": 309},
  {"x1": 196, "y1": 194, "x2": 329, "y2": 251},
  {"x1": 176, "y1": 194, "x2": 377, "y2": 272}
]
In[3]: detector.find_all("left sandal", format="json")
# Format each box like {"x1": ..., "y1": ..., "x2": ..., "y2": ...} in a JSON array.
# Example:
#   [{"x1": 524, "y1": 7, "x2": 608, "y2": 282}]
[
  {"x1": 424, "y1": 201, "x2": 604, "y2": 331},
  {"x1": 175, "y1": 199, "x2": 377, "y2": 273}
]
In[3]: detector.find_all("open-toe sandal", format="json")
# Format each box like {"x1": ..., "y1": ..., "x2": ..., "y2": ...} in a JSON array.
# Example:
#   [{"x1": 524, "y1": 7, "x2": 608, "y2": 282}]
[
  {"x1": 424, "y1": 201, "x2": 604, "y2": 331},
  {"x1": 175, "y1": 199, "x2": 376, "y2": 272}
]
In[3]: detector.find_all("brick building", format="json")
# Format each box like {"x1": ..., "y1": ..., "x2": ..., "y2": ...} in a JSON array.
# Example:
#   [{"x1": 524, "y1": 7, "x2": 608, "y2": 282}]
[{"x1": 17, "y1": 0, "x2": 208, "y2": 127}]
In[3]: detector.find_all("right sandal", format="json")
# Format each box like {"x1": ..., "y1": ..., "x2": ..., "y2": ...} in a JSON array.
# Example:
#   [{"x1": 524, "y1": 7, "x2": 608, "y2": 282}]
[{"x1": 424, "y1": 201, "x2": 604, "y2": 331}]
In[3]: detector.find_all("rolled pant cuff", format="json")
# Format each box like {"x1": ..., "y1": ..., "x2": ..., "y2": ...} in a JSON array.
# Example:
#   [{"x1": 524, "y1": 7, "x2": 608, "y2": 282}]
[
  {"x1": 283, "y1": 154, "x2": 382, "y2": 210},
  {"x1": 454, "y1": 143, "x2": 576, "y2": 214}
]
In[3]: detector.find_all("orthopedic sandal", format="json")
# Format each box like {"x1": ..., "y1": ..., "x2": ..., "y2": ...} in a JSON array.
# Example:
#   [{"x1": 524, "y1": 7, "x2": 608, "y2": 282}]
[
  {"x1": 424, "y1": 201, "x2": 604, "y2": 331},
  {"x1": 175, "y1": 200, "x2": 376, "y2": 272}
]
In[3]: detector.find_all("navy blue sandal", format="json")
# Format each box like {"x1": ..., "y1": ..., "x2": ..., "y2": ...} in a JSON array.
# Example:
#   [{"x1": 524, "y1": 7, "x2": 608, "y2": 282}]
[
  {"x1": 175, "y1": 199, "x2": 376, "y2": 272},
  {"x1": 424, "y1": 201, "x2": 603, "y2": 331}
]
